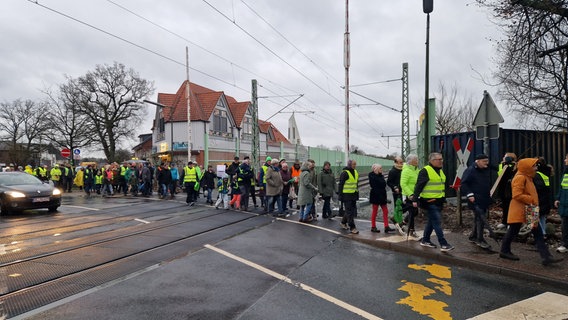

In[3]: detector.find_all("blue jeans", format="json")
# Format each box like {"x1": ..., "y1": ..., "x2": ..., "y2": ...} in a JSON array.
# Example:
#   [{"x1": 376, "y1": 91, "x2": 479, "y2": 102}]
[
  {"x1": 160, "y1": 183, "x2": 168, "y2": 197},
  {"x1": 300, "y1": 203, "x2": 313, "y2": 220},
  {"x1": 268, "y1": 195, "x2": 283, "y2": 214},
  {"x1": 206, "y1": 188, "x2": 213, "y2": 202},
  {"x1": 423, "y1": 203, "x2": 448, "y2": 246}
]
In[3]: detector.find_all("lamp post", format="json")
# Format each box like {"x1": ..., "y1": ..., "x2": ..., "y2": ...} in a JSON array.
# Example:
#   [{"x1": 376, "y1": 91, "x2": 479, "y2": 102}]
[{"x1": 423, "y1": 0, "x2": 433, "y2": 163}]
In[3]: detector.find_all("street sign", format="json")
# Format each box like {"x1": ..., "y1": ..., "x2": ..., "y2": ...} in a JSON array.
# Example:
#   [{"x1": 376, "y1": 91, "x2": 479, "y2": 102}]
[
  {"x1": 73, "y1": 149, "x2": 80, "y2": 155},
  {"x1": 473, "y1": 91, "x2": 504, "y2": 126},
  {"x1": 451, "y1": 137, "x2": 473, "y2": 189},
  {"x1": 61, "y1": 148, "x2": 71, "y2": 158},
  {"x1": 475, "y1": 124, "x2": 499, "y2": 140}
]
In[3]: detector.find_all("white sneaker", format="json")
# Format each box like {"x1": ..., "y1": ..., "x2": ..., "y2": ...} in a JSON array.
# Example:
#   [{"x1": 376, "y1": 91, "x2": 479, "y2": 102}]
[
  {"x1": 496, "y1": 223, "x2": 506, "y2": 229},
  {"x1": 557, "y1": 246, "x2": 568, "y2": 253}
]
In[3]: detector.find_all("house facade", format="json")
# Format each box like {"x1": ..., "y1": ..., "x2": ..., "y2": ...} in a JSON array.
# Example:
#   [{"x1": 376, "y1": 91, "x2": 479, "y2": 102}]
[{"x1": 147, "y1": 81, "x2": 306, "y2": 168}]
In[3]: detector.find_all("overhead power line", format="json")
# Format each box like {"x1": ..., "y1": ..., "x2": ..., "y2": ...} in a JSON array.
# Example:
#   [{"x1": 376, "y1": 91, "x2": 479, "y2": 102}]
[
  {"x1": 26, "y1": 0, "x2": 250, "y2": 94},
  {"x1": 202, "y1": 0, "x2": 343, "y2": 105}
]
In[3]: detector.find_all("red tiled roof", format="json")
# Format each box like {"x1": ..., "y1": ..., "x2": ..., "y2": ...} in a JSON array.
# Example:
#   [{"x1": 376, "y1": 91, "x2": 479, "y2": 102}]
[
  {"x1": 228, "y1": 101, "x2": 250, "y2": 128},
  {"x1": 154, "y1": 81, "x2": 290, "y2": 145}
]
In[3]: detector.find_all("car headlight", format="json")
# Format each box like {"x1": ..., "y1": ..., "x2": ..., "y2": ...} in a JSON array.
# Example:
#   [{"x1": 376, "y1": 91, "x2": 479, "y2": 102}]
[
  {"x1": 52, "y1": 188, "x2": 62, "y2": 196},
  {"x1": 6, "y1": 191, "x2": 26, "y2": 198}
]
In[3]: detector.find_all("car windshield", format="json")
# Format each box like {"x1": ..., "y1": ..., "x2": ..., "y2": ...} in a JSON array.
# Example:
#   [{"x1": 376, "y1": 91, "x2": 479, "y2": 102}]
[{"x1": 0, "y1": 173, "x2": 43, "y2": 186}]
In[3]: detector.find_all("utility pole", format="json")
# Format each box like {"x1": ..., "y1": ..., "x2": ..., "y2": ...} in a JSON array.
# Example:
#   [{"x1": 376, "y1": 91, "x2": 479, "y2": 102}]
[
  {"x1": 423, "y1": 0, "x2": 433, "y2": 162},
  {"x1": 401, "y1": 62, "x2": 410, "y2": 158},
  {"x1": 186, "y1": 46, "x2": 192, "y2": 163},
  {"x1": 251, "y1": 80, "x2": 260, "y2": 172},
  {"x1": 344, "y1": 0, "x2": 350, "y2": 164}
]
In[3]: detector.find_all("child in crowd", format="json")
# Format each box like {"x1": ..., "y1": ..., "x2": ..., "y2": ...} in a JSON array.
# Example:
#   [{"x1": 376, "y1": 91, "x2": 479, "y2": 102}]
[
  {"x1": 215, "y1": 175, "x2": 230, "y2": 209},
  {"x1": 229, "y1": 174, "x2": 242, "y2": 210}
]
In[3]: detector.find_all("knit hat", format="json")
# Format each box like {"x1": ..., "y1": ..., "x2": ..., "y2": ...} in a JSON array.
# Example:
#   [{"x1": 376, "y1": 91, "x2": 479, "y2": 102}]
[{"x1": 475, "y1": 154, "x2": 488, "y2": 160}]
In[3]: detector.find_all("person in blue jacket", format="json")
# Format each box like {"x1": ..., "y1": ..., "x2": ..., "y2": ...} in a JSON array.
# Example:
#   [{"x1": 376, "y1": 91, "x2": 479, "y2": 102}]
[{"x1": 461, "y1": 154, "x2": 493, "y2": 249}]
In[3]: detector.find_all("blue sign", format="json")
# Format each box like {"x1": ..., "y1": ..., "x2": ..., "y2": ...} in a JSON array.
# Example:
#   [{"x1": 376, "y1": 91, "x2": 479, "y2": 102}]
[{"x1": 73, "y1": 149, "x2": 81, "y2": 155}]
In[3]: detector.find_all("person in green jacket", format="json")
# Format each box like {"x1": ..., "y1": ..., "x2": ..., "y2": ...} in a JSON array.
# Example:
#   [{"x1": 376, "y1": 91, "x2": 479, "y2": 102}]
[{"x1": 400, "y1": 154, "x2": 420, "y2": 239}]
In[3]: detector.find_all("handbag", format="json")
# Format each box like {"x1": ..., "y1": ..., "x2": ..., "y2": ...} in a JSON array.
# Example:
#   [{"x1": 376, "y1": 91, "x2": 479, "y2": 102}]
[{"x1": 525, "y1": 204, "x2": 540, "y2": 229}]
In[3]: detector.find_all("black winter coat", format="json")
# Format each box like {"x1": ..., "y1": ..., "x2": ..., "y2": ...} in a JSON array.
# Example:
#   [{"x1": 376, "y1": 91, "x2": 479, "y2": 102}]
[
  {"x1": 460, "y1": 164, "x2": 492, "y2": 210},
  {"x1": 369, "y1": 172, "x2": 388, "y2": 205}
]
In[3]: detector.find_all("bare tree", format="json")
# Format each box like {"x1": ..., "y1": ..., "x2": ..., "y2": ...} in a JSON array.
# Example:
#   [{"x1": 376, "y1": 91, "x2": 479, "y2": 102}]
[
  {"x1": 44, "y1": 83, "x2": 95, "y2": 165},
  {"x1": 433, "y1": 82, "x2": 476, "y2": 135},
  {"x1": 477, "y1": 0, "x2": 568, "y2": 129},
  {"x1": 0, "y1": 99, "x2": 48, "y2": 165},
  {"x1": 62, "y1": 62, "x2": 154, "y2": 162}
]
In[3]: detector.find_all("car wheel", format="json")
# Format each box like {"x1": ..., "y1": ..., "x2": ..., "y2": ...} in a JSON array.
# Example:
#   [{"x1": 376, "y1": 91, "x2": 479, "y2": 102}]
[
  {"x1": 0, "y1": 198, "x2": 10, "y2": 215},
  {"x1": 48, "y1": 206, "x2": 59, "y2": 213}
]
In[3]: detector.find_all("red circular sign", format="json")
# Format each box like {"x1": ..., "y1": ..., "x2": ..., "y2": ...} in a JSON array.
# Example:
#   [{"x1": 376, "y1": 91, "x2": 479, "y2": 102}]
[{"x1": 61, "y1": 148, "x2": 71, "y2": 158}]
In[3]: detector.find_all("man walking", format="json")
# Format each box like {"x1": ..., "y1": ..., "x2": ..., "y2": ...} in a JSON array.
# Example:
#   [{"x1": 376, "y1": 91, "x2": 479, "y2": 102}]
[
  {"x1": 412, "y1": 152, "x2": 454, "y2": 252},
  {"x1": 181, "y1": 161, "x2": 199, "y2": 206},
  {"x1": 461, "y1": 154, "x2": 493, "y2": 249},
  {"x1": 339, "y1": 159, "x2": 360, "y2": 234}
]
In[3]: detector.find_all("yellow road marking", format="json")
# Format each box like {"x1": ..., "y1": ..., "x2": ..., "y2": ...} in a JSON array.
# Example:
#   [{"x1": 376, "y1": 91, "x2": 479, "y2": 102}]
[{"x1": 398, "y1": 264, "x2": 453, "y2": 319}]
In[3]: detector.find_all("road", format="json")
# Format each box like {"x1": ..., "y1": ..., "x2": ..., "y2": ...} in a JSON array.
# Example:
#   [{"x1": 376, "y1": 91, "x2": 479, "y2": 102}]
[{"x1": 1, "y1": 195, "x2": 567, "y2": 319}]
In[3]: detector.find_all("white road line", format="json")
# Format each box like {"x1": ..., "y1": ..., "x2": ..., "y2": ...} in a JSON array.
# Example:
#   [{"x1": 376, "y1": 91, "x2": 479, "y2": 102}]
[
  {"x1": 204, "y1": 244, "x2": 382, "y2": 320},
  {"x1": 134, "y1": 218, "x2": 150, "y2": 224},
  {"x1": 62, "y1": 205, "x2": 100, "y2": 211},
  {"x1": 275, "y1": 218, "x2": 342, "y2": 235}
]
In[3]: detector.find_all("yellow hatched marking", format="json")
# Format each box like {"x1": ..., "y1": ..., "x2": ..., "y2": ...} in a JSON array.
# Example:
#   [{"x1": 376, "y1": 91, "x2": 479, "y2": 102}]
[{"x1": 398, "y1": 263, "x2": 453, "y2": 319}]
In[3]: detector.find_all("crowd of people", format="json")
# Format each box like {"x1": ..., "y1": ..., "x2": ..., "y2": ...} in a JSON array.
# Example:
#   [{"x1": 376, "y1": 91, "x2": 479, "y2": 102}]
[{"x1": 9, "y1": 150, "x2": 568, "y2": 266}]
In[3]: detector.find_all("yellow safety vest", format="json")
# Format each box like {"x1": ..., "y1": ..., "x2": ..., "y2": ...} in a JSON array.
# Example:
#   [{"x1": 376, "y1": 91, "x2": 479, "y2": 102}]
[
  {"x1": 536, "y1": 171, "x2": 550, "y2": 187},
  {"x1": 121, "y1": 166, "x2": 126, "y2": 176},
  {"x1": 342, "y1": 169, "x2": 359, "y2": 194},
  {"x1": 262, "y1": 165, "x2": 268, "y2": 184},
  {"x1": 420, "y1": 165, "x2": 446, "y2": 199},
  {"x1": 183, "y1": 167, "x2": 197, "y2": 182},
  {"x1": 561, "y1": 173, "x2": 568, "y2": 189},
  {"x1": 95, "y1": 175, "x2": 103, "y2": 185},
  {"x1": 50, "y1": 168, "x2": 62, "y2": 181}
]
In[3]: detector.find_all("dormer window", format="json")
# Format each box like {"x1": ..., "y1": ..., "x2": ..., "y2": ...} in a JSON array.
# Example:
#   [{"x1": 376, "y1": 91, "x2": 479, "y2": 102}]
[{"x1": 213, "y1": 109, "x2": 228, "y2": 133}]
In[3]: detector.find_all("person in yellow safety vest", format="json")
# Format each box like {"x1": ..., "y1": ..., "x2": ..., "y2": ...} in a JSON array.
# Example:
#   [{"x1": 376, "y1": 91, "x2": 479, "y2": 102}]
[
  {"x1": 50, "y1": 164, "x2": 62, "y2": 190},
  {"x1": 24, "y1": 165, "x2": 33, "y2": 175},
  {"x1": 258, "y1": 156, "x2": 271, "y2": 212},
  {"x1": 36, "y1": 165, "x2": 49, "y2": 182},
  {"x1": 338, "y1": 159, "x2": 359, "y2": 234},
  {"x1": 95, "y1": 170, "x2": 103, "y2": 195},
  {"x1": 412, "y1": 152, "x2": 454, "y2": 252},
  {"x1": 120, "y1": 163, "x2": 128, "y2": 196},
  {"x1": 534, "y1": 157, "x2": 553, "y2": 239},
  {"x1": 181, "y1": 161, "x2": 198, "y2": 206},
  {"x1": 554, "y1": 153, "x2": 568, "y2": 254}
]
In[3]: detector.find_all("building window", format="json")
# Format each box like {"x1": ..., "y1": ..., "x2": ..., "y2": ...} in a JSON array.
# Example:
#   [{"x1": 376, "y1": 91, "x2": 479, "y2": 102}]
[
  {"x1": 243, "y1": 116, "x2": 252, "y2": 135},
  {"x1": 213, "y1": 109, "x2": 228, "y2": 133}
]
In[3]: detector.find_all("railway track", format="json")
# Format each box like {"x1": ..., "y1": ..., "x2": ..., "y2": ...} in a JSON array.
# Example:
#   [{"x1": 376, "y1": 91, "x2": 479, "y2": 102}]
[{"x1": 0, "y1": 201, "x2": 271, "y2": 318}]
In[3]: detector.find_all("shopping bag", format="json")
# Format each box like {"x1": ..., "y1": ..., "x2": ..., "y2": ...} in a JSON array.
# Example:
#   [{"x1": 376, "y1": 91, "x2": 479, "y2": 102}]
[{"x1": 289, "y1": 186, "x2": 297, "y2": 200}]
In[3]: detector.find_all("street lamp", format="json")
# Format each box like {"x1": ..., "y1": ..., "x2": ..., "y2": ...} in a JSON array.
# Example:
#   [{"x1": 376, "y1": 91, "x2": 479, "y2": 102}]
[{"x1": 423, "y1": 0, "x2": 433, "y2": 163}]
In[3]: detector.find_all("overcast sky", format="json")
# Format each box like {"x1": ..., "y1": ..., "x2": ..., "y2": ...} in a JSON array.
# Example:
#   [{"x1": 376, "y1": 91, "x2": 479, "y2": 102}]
[{"x1": 1, "y1": 0, "x2": 504, "y2": 157}]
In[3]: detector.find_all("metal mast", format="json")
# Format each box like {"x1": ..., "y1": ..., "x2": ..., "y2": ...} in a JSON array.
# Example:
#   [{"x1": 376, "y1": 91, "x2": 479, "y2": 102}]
[
  {"x1": 251, "y1": 80, "x2": 260, "y2": 171},
  {"x1": 344, "y1": 0, "x2": 350, "y2": 164},
  {"x1": 186, "y1": 46, "x2": 192, "y2": 162},
  {"x1": 401, "y1": 63, "x2": 410, "y2": 157}
]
